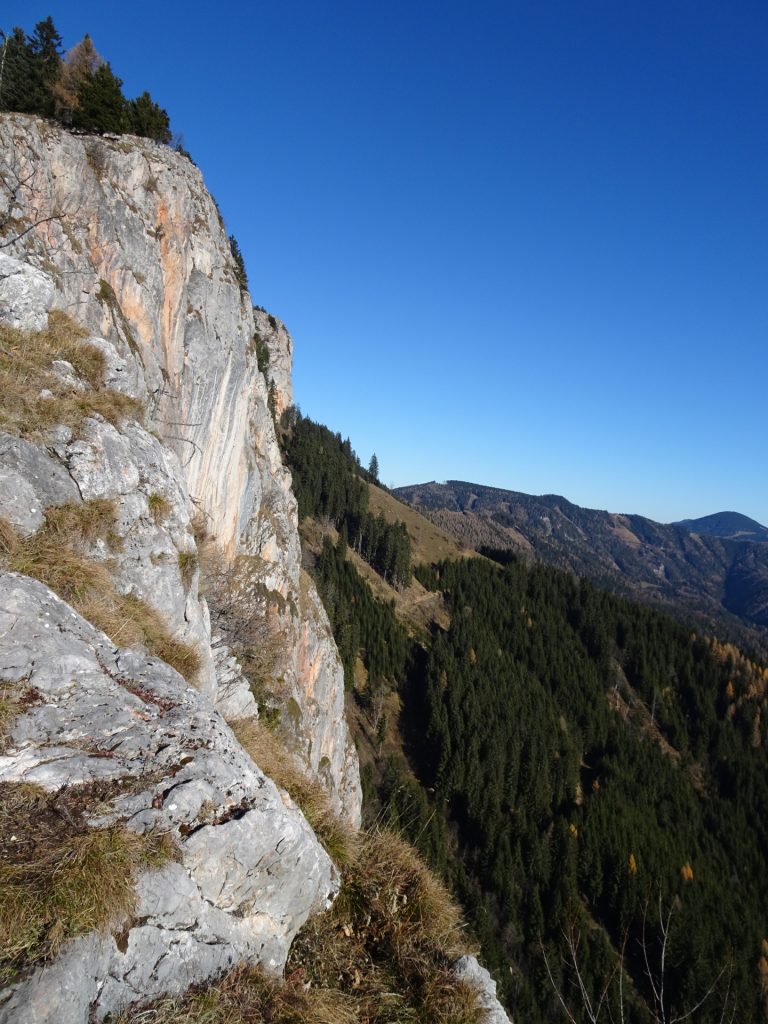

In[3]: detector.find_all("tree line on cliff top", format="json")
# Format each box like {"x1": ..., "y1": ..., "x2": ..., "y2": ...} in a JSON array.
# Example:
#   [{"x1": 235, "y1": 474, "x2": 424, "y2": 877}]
[{"x1": 0, "y1": 16, "x2": 174, "y2": 143}]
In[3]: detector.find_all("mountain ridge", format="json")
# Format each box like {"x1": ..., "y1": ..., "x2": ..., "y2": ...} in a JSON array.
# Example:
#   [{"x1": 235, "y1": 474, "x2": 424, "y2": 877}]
[{"x1": 394, "y1": 479, "x2": 768, "y2": 655}]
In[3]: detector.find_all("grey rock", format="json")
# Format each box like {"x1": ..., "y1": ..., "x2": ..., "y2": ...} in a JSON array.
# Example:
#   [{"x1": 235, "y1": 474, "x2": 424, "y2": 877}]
[
  {"x1": 84, "y1": 335, "x2": 145, "y2": 398},
  {"x1": 453, "y1": 955, "x2": 513, "y2": 1024},
  {"x1": 0, "y1": 573, "x2": 338, "y2": 1022},
  {"x1": 253, "y1": 308, "x2": 293, "y2": 421},
  {"x1": 212, "y1": 638, "x2": 258, "y2": 721},
  {"x1": 0, "y1": 253, "x2": 54, "y2": 331},
  {"x1": 0, "y1": 933, "x2": 111, "y2": 1024},
  {"x1": 0, "y1": 469, "x2": 44, "y2": 533},
  {"x1": 0, "y1": 431, "x2": 81, "y2": 516},
  {"x1": 50, "y1": 359, "x2": 87, "y2": 392}
]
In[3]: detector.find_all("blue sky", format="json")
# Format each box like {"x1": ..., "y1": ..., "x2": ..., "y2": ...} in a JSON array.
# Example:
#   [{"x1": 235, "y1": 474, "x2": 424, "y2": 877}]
[{"x1": 6, "y1": 2, "x2": 767, "y2": 523}]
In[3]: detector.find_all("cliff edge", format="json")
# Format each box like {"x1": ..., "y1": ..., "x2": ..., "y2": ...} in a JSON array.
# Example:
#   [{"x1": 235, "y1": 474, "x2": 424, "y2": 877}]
[{"x1": 0, "y1": 113, "x2": 358, "y2": 1021}]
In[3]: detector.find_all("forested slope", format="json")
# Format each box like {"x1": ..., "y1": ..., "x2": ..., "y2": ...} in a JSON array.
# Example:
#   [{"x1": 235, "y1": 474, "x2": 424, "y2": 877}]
[{"x1": 289, "y1": 428, "x2": 768, "y2": 1023}]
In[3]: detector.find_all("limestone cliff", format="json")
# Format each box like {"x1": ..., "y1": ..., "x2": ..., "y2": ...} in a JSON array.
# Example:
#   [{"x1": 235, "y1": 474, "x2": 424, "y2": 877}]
[
  {"x1": 0, "y1": 113, "x2": 358, "y2": 1021},
  {"x1": 0, "y1": 112, "x2": 360, "y2": 823}
]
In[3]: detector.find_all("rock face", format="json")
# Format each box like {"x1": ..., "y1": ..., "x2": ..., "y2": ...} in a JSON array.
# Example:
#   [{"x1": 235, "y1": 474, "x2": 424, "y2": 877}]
[
  {"x1": 0, "y1": 113, "x2": 360, "y2": 823},
  {"x1": 0, "y1": 574, "x2": 337, "y2": 1023},
  {"x1": 0, "y1": 112, "x2": 360, "y2": 1021},
  {"x1": 453, "y1": 955, "x2": 514, "y2": 1024},
  {"x1": 253, "y1": 307, "x2": 294, "y2": 421}
]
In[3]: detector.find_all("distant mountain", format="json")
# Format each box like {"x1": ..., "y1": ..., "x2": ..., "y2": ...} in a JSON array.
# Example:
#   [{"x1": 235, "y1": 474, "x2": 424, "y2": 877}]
[
  {"x1": 675, "y1": 510, "x2": 768, "y2": 543},
  {"x1": 393, "y1": 480, "x2": 768, "y2": 655}
]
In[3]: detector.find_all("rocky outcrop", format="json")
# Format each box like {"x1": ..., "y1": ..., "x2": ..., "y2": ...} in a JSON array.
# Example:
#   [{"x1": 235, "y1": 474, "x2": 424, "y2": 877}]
[
  {"x1": 253, "y1": 307, "x2": 293, "y2": 421},
  {"x1": 0, "y1": 113, "x2": 360, "y2": 822},
  {"x1": 0, "y1": 573, "x2": 336, "y2": 1023},
  {"x1": 0, "y1": 252, "x2": 54, "y2": 331},
  {"x1": 453, "y1": 955, "x2": 514, "y2": 1024}
]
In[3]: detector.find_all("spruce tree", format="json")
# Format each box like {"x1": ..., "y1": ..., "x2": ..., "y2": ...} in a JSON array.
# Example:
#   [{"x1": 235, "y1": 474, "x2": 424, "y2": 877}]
[
  {"x1": 26, "y1": 16, "x2": 62, "y2": 116},
  {"x1": 127, "y1": 90, "x2": 171, "y2": 142},
  {"x1": 0, "y1": 27, "x2": 35, "y2": 113},
  {"x1": 73, "y1": 62, "x2": 127, "y2": 133}
]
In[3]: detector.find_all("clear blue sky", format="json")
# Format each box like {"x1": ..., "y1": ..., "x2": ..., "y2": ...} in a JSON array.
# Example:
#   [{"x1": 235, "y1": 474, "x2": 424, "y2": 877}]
[{"x1": 6, "y1": 2, "x2": 767, "y2": 524}]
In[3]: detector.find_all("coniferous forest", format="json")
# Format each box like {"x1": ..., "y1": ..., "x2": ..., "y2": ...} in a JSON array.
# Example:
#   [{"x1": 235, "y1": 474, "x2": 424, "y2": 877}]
[
  {"x1": 280, "y1": 409, "x2": 412, "y2": 589},
  {"x1": 290, "y1": 417, "x2": 768, "y2": 1023}
]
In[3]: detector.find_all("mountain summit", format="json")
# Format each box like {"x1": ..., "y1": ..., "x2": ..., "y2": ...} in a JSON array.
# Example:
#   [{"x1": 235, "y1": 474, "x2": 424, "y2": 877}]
[{"x1": 675, "y1": 510, "x2": 768, "y2": 543}]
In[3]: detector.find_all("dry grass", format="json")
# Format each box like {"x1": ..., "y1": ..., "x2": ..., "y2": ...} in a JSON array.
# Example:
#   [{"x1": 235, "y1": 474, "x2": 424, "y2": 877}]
[
  {"x1": 233, "y1": 718, "x2": 357, "y2": 869},
  {"x1": 148, "y1": 492, "x2": 172, "y2": 524},
  {"x1": 114, "y1": 824, "x2": 480, "y2": 1024},
  {"x1": 288, "y1": 826, "x2": 480, "y2": 1024},
  {"x1": 0, "y1": 311, "x2": 143, "y2": 438},
  {"x1": 80, "y1": 591, "x2": 201, "y2": 680},
  {"x1": 1, "y1": 509, "x2": 201, "y2": 681},
  {"x1": 0, "y1": 781, "x2": 175, "y2": 982},
  {"x1": 114, "y1": 966, "x2": 359, "y2": 1024}
]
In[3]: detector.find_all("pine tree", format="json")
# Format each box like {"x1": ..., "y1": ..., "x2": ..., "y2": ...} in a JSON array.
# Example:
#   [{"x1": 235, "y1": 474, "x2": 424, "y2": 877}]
[{"x1": 368, "y1": 452, "x2": 379, "y2": 482}]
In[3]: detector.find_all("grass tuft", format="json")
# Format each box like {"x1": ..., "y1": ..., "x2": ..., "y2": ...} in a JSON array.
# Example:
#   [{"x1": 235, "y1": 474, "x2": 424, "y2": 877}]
[
  {"x1": 178, "y1": 550, "x2": 198, "y2": 589},
  {"x1": 0, "y1": 313, "x2": 143, "y2": 439},
  {"x1": 0, "y1": 781, "x2": 175, "y2": 982},
  {"x1": 42, "y1": 498, "x2": 118, "y2": 547},
  {"x1": 1, "y1": 511, "x2": 201, "y2": 682},
  {"x1": 10, "y1": 532, "x2": 115, "y2": 605},
  {"x1": 148, "y1": 492, "x2": 172, "y2": 524}
]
